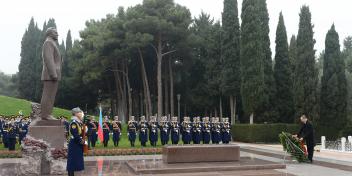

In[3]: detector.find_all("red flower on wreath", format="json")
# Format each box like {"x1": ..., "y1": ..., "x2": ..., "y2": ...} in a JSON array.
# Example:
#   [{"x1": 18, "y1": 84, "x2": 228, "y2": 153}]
[{"x1": 300, "y1": 141, "x2": 308, "y2": 156}]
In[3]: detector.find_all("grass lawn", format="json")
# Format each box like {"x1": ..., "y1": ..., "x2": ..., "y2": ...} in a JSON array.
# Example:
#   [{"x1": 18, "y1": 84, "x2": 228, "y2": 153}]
[{"x1": 0, "y1": 95, "x2": 71, "y2": 117}]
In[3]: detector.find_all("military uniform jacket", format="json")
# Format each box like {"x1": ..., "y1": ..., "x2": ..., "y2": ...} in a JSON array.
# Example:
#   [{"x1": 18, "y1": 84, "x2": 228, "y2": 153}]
[{"x1": 66, "y1": 117, "x2": 84, "y2": 172}]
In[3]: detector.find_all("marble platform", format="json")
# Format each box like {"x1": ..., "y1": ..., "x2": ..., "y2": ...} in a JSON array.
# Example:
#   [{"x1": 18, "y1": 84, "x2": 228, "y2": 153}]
[
  {"x1": 126, "y1": 157, "x2": 286, "y2": 175},
  {"x1": 162, "y1": 144, "x2": 240, "y2": 163}
]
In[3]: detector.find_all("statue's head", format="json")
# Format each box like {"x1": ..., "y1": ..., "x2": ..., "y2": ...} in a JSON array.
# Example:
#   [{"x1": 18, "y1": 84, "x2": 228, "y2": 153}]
[
  {"x1": 171, "y1": 116, "x2": 177, "y2": 122},
  {"x1": 46, "y1": 27, "x2": 58, "y2": 41}
]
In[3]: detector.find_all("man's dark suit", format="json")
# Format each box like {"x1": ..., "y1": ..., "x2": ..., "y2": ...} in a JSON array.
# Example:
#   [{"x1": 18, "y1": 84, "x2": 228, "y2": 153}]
[{"x1": 298, "y1": 121, "x2": 315, "y2": 162}]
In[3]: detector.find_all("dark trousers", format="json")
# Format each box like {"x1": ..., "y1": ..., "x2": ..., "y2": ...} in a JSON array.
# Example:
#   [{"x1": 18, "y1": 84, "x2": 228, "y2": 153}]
[
  {"x1": 8, "y1": 138, "x2": 16, "y2": 151},
  {"x1": 40, "y1": 81, "x2": 58, "y2": 120},
  {"x1": 114, "y1": 140, "x2": 119, "y2": 147},
  {"x1": 307, "y1": 144, "x2": 314, "y2": 162},
  {"x1": 103, "y1": 140, "x2": 108, "y2": 147},
  {"x1": 68, "y1": 171, "x2": 74, "y2": 176}
]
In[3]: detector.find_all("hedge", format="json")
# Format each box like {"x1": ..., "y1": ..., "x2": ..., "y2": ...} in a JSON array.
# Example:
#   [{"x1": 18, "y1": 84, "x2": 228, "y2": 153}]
[{"x1": 231, "y1": 123, "x2": 300, "y2": 143}]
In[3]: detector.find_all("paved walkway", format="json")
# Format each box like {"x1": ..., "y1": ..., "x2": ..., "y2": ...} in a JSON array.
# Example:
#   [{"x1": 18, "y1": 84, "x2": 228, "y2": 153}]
[
  {"x1": 234, "y1": 142, "x2": 352, "y2": 166},
  {"x1": 235, "y1": 142, "x2": 352, "y2": 176},
  {"x1": 2, "y1": 143, "x2": 352, "y2": 175}
]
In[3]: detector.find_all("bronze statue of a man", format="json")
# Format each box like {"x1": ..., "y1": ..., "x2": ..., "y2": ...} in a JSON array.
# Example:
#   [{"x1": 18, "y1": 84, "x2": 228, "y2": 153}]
[{"x1": 40, "y1": 27, "x2": 62, "y2": 120}]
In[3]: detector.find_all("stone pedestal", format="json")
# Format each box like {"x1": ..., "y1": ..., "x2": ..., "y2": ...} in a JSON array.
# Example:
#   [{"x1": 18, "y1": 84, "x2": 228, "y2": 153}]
[
  {"x1": 162, "y1": 144, "x2": 240, "y2": 163},
  {"x1": 28, "y1": 123, "x2": 66, "y2": 148}
]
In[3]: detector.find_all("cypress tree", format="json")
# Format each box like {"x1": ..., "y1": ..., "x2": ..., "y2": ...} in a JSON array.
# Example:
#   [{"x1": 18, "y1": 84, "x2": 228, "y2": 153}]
[
  {"x1": 240, "y1": 0, "x2": 265, "y2": 123},
  {"x1": 18, "y1": 18, "x2": 41, "y2": 101},
  {"x1": 221, "y1": 0, "x2": 241, "y2": 124},
  {"x1": 257, "y1": 0, "x2": 277, "y2": 122},
  {"x1": 274, "y1": 12, "x2": 294, "y2": 122},
  {"x1": 294, "y1": 6, "x2": 318, "y2": 120},
  {"x1": 288, "y1": 35, "x2": 297, "y2": 83},
  {"x1": 65, "y1": 30, "x2": 73, "y2": 52},
  {"x1": 320, "y1": 24, "x2": 347, "y2": 139}
]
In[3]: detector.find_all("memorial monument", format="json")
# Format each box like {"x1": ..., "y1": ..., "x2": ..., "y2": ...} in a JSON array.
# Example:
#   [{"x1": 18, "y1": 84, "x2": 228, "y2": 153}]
[{"x1": 20, "y1": 27, "x2": 67, "y2": 175}]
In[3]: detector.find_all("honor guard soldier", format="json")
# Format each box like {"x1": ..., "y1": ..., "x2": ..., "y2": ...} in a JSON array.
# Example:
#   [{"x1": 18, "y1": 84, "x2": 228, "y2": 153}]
[
  {"x1": 170, "y1": 117, "x2": 180, "y2": 144},
  {"x1": 221, "y1": 118, "x2": 231, "y2": 144},
  {"x1": 7, "y1": 117, "x2": 17, "y2": 151},
  {"x1": 61, "y1": 116, "x2": 70, "y2": 139},
  {"x1": 149, "y1": 116, "x2": 158, "y2": 147},
  {"x1": 181, "y1": 117, "x2": 192, "y2": 144},
  {"x1": 89, "y1": 118, "x2": 98, "y2": 147},
  {"x1": 0, "y1": 115, "x2": 3, "y2": 145},
  {"x1": 2, "y1": 117, "x2": 9, "y2": 148},
  {"x1": 18, "y1": 117, "x2": 29, "y2": 145},
  {"x1": 211, "y1": 117, "x2": 221, "y2": 144},
  {"x1": 202, "y1": 117, "x2": 211, "y2": 144},
  {"x1": 102, "y1": 117, "x2": 111, "y2": 147},
  {"x1": 127, "y1": 116, "x2": 137, "y2": 147},
  {"x1": 112, "y1": 116, "x2": 122, "y2": 147},
  {"x1": 85, "y1": 116, "x2": 92, "y2": 149},
  {"x1": 138, "y1": 116, "x2": 148, "y2": 147},
  {"x1": 160, "y1": 116, "x2": 170, "y2": 145},
  {"x1": 67, "y1": 107, "x2": 86, "y2": 176},
  {"x1": 192, "y1": 117, "x2": 202, "y2": 144}
]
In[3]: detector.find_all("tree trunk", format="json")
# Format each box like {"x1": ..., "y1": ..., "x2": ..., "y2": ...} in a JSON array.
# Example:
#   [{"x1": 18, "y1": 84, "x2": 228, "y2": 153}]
[
  {"x1": 234, "y1": 97, "x2": 237, "y2": 124},
  {"x1": 138, "y1": 48, "x2": 152, "y2": 120},
  {"x1": 125, "y1": 61, "x2": 132, "y2": 119},
  {"x1": 169, "y1": 58, "x2": 174, "y2": 117},
  {"x1": 219, "y1": 96, "x2": 223, "y2": 121},
  {"x1": 230, "y1": 96, "x2": 234, "y2": 125},
  {"x1": 164, "y1": 60, "x2": 169, "y2": 117},
  {"x1": 157, "y1": 33, "x2": 163, "y2": 120},
  {"x1": 250, "y1": 112, "x2": 254, "y2": 124}
]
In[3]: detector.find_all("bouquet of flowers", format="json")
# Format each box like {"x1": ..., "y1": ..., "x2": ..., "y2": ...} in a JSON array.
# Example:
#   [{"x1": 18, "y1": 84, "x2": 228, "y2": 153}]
[{"x1": 279, "y1": 132, "x2": 308, "y2": 163}]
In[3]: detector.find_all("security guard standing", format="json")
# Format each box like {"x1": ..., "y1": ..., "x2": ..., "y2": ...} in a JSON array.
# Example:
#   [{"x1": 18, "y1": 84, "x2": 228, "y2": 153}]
[
  {"x1": 67, "y1": 107, "x2": 86, "y2": 176},
  {"x1": 149, "y1": 116, "x2": 159, "y2": 147},
  {"x1": 7, "y1": 117, "x2": 17, "y2": 151},
  {"x1": 160, "y1": 116, "x2": 170, "y2": 145},
  {"x1": 170, "y1": 117, "x2": 180, "y2": 144},
  {"x1": 138, "y1": 116, "x2": 148, "y2": 147},
  {"x1": 112, "y1": 116, "x2": 121, "y2": 147},
  {"x1": 127, "y1": 116, "x2": 137, "y2": 147},
  {"x1": 202, "y1": 117, "x2": 211, "y2": 144},
  {"x1": 181, "y1": 117, "x2": 192, "y2": 144},
  {"x1": 221, "y1": 118, "x2": 231, "y2": 144},
  {"x1": 102, "y1": 117, "x2": 111, "y2": 147}
]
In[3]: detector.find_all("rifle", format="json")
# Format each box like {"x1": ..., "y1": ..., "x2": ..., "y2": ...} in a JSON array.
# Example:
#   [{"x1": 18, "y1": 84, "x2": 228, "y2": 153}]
[{"x1": 82, "y1": 116, "x2": 89, "y2": 154}]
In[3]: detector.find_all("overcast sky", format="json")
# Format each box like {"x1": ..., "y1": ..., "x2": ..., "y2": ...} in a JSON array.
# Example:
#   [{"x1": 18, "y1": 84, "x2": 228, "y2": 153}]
[{"x1": 0, "y1": 0, "x2": 351, "y2": 74}]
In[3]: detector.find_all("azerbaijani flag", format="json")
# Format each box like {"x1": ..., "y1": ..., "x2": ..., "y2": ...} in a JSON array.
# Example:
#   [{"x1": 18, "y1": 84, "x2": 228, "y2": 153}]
[{"x1": 97, "y1": 106, "x2": 104, "y2": 143}]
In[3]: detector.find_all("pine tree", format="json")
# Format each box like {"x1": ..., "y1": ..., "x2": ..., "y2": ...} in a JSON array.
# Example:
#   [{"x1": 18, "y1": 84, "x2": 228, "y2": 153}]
[
  {"x1": 288, "y1": 35, "x2": 297, "y2": 83},
  {"x1": 274, "y1": 12, "x2": 294, "y2": 122},
  {"x1": 320, "y1": 24, "x2": 347, "y2": 139},
  {"x1": 221, "y1": 0, "x2": 241, "y2": 124},
  {"x1": 257, "y1": 0, "x2": 277, "y2": 122},
  {"x1": 294, "y1": 6, "x2": 318, "y2": 120},
  {"x1": 240, "y1": 0, "x2": 265, "y2": 123}
]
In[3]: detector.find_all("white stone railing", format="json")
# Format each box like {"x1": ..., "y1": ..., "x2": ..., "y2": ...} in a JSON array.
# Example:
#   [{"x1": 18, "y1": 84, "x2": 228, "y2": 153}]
[{"x1": 321, "y1": 136, "x2": 352, "y2": 152}]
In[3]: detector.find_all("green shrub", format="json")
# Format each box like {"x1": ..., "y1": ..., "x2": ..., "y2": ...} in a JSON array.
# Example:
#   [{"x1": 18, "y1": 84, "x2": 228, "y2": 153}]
[{"x1": 231, "y1": 123, "x2": 300, "y2": 143}]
